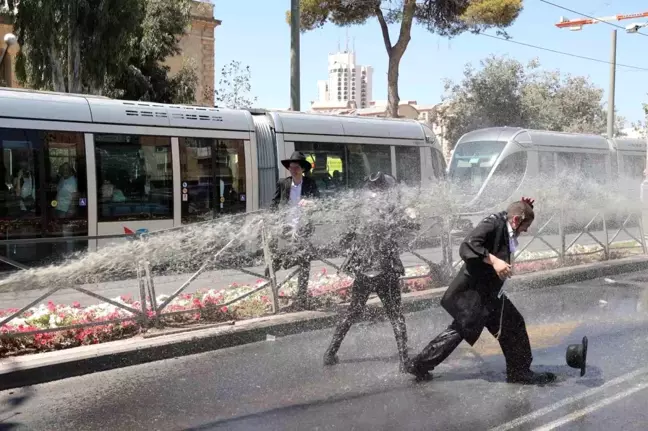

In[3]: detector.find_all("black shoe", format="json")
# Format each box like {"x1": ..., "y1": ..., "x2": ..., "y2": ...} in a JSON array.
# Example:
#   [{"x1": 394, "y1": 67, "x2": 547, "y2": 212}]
[
  {"x1": 323, "y1": 353, "x2": 339, "y2": 366},
  {"x1": 507, "y1": 370, "x2": 556, "y2": 385},
  {"x1": 404, "y1": 359, "x2": 433, "y2": 381}
]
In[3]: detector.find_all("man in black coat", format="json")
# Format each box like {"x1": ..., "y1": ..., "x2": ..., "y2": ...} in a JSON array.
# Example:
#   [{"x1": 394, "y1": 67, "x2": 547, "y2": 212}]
[
  {"x1": 269, "y1": 151, "x2": 320, "y2": 310},
  {"x1": 405, "y1": 198, "x2": 557, "y2": 385},
  {"x1": 323, "y1": 172, "x2": 419, "y2": 371}
]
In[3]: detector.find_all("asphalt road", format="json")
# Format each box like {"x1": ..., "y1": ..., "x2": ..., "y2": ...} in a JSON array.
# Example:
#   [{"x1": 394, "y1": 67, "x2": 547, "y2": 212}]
[
  {"x1": 2, "y1": 270, "x2": 648, "y2": 430},
  {"x1": 0, "y1": 227, "x2": 641, "y2": 311}
]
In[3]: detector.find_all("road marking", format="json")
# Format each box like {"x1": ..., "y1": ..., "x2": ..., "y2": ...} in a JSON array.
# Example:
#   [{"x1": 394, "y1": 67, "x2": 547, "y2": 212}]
[
  {"x1": 532, "y1": 381, "x2": 648, "y2": 431},
  {"x1": 489, "y1": 365, "x2": 648, "y2": 431}
]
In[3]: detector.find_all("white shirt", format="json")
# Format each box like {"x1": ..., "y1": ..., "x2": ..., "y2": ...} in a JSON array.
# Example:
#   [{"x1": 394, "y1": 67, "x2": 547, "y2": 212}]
[
  {"x1": 289, "y1": 179, "x2": 302, "y2": 206},
  {"x1": 499, "y1": 220, "x2": 518, "y2": 299},
  {"x1": 56, "y1": 176, "x2": 78, "y2": 212},
  {"x1": 506, "y1": 220, "x2": 518, "y2": 254},
  {"x1": 286, "y1": 179, "x2": 303, "y2": 230}
]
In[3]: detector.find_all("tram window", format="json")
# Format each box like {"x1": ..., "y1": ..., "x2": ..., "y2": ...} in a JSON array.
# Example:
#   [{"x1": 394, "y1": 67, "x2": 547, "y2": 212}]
[
  {"x1": 538, "y1": 151, "x2": 555, "y2": 178},
  {"x1": 294, "y1": 142, "x2": 346, "y2": 194},
  {"x1": 347, "y1": 144, "x2": 391, "y2": 188},
  {"x1": 479, "y1": 152, "x2": 528, "y2": 206},
  {"x1": 395, "y1": 146, "x2": 421, "y2": 185},
  {"x1": 622, "y1": 155, "x2": 645, "y2": 180},
  {"x1": 95, "y1": 134, "x2": 173, "y2": 221},
  {"x1": 0, "y1": 129, "x2": 88, "y2": 268},
  {"x1": 179, "y1": 138, "x2": 246, "y2": 223},
  {"x1": 557, "y1": 152, "x2": 607, "y2": 184},
  {"x1": 430, "y1": 148, "x2": 446, "y2": 180}
]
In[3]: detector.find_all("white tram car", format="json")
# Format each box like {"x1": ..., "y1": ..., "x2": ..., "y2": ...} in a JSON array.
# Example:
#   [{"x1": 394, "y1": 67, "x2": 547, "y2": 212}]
[
  {"x1": 0, "y1": 88, "x2": 446, "y2": 267},
  {"x1": 448, "y1": 127, "x2": 646, "y2": 210}
]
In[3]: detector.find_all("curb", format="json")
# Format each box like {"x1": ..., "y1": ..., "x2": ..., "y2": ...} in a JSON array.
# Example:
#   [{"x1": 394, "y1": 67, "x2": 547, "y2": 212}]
[{"x1": 1, "y1": 255, "x2": 647, "y2": 391}]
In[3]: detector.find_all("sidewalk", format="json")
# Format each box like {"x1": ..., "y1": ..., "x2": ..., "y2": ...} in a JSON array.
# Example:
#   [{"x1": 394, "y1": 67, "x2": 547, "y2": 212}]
[{"x1": 1, "y1": 254, "x2": 648, "y2": 391}]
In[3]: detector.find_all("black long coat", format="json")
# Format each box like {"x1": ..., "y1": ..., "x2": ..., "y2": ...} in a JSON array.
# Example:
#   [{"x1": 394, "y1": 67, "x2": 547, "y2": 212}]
[{"x1": 440, "y1": 211, "x2": 513, "y2": 345}]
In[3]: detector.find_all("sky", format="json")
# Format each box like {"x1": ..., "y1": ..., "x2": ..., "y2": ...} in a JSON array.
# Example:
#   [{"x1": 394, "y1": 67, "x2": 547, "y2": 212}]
[{"x1": 211, "y1": 0, "x2": 648, "y2": 125}]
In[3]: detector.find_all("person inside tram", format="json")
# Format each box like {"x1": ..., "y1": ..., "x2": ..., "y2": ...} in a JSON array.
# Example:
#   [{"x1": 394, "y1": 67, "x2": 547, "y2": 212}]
[
  {"x1": 100, "y1": 177, "x2": 126, "y2": 203},
  {"x1": 55, "y1": 162, "x2": 78, "y2": 218},
  {"x1": 13, "y1": 161, "x2": 36, "y2": 214}
]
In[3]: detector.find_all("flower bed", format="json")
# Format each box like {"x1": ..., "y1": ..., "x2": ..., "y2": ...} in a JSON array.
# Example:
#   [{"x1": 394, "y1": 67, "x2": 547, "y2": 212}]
[{"x1": 0, "y1": 243, "x2": 642, "y2": 357}]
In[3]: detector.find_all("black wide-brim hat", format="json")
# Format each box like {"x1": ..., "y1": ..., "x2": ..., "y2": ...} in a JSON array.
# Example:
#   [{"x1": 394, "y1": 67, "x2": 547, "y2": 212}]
[
  {"x1": 566, "y1": 336, "x2": 588, "y2": 377},
  {"x1": 281, "y1": 151, "x2": 312, "y2": 172}
]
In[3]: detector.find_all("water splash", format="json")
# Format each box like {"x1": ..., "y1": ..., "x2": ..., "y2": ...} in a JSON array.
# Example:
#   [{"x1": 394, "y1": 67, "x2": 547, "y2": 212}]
[{"x1": 0, "y1": 172, "x2": 642, "y2": 293}]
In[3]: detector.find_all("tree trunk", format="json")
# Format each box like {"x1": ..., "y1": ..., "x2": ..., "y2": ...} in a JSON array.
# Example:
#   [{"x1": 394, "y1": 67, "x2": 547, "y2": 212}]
[
  {"x1": 386, "y1": 53, "x2": 403, "y2": 118},
  {"x1": 67, "y1": 2, "x2": 82, "y2": 94},
  {"x1": 376, "y1": 0, "x2": 416, "y2": 118},
  {"x1": 49, "y1": 37, "x2": 66, "y2": 92}
]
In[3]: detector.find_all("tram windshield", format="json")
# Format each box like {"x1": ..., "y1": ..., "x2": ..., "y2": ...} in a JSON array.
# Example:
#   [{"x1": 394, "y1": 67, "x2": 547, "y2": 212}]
[{"x1": 448, "y1": 140, "x2": 506, "y2": 199}]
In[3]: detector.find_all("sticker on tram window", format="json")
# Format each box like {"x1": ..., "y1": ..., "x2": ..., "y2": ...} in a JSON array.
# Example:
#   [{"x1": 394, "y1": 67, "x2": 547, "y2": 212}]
[
  {"x1": 79, "y1": 198, "x2": 87, "y2": 207},
  {"x1": 51, "y1": 200, "x2": 58, "y2": 208},
  {"x1": 124, "y1": 227, "x2": 149, "y2": 239},
  {"x1": 240, "y1": 194, "x2": 246, "y2": 202},
  {"x1": 182, "y1": 194, "x2": 188, "y2": 202},
  {"x1": 182, "y1": 182, "x2": 188, "y2": 188}
]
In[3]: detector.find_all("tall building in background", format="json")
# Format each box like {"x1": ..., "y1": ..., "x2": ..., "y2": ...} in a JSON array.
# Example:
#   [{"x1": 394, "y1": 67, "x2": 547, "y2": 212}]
[{"x1": 312, "y1": 50, "x2": 373, "y2": 110}]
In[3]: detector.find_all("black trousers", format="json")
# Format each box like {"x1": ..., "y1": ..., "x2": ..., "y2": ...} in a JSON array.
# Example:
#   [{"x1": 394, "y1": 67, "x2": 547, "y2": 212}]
[
  {"x1": 268, "y1": 234, "x2": 312, "y2": 310},
  {"x1": 324, "y1": 272, "x2": 408, "y2": 365},
  {"x1": 411, "y1": 295, "x2": 533, "y2": 377}
]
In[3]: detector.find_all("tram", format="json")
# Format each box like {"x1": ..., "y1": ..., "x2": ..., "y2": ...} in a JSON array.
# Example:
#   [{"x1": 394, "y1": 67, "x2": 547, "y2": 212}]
[
  {"x1": 448, "y1": 127, "x2": 646, "y2": 209},
  {"x1": 0, "y1": 88, "x2": 446, "y2": 267}
]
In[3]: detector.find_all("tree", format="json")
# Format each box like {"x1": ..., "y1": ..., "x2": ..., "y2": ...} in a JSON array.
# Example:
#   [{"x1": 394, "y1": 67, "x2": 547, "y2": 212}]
[
  {"x1": 215, "y1": 60, "x2": 258, "y2": 109},
  {"x1": 436, "y1": 55, "x2": 626, "y2": 150},
  {"x1": 289, "y1": 0, "x2": 522, "y2": 117},
  {"x1": 10, "y1": 0, "x2": 197, "y2": 104},
  {"x1": 104, "y1": 0, "x2": 198, "y2": 104},
  {"x1": 12, "y1": 0, "x2": 143, "y2": 94}
]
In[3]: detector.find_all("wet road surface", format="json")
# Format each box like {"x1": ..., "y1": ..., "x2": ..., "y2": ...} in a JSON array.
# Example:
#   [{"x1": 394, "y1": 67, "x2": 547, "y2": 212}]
[{"x1": 2, "y1": 270, "x2": 648, "y2": 430}]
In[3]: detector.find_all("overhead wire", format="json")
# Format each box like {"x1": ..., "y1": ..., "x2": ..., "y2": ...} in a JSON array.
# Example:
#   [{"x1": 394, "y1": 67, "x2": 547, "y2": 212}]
[{"x1": 477, "y1": 33, "x2": 648, "y2": 72}]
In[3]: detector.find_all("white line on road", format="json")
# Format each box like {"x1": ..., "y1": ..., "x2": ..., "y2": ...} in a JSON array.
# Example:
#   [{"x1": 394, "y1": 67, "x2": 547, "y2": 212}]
[
  {"x1": 489, "y1": 365, "x2": 648, "y2": 431},
  {"x1": 532, "y1": 381, "x2": 648, "y2": 431}
]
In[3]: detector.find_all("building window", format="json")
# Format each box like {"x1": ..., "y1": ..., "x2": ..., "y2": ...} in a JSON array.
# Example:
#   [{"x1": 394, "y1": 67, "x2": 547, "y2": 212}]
[
  {"x1": 95, "y1": 134, "x2": 173, "y2": 222},
  {"x1": 179, "y1": 138, "x2": 246, "y2": 223}
]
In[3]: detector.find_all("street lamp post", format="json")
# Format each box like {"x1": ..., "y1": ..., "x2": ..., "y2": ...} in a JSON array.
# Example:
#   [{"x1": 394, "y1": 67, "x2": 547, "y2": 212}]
[
  {"x1": 0, "y1": 32, "x2": 17, "y2": 69},
  {"x1": 1, "y1": 32, "x2": 17, "y2": 86}
]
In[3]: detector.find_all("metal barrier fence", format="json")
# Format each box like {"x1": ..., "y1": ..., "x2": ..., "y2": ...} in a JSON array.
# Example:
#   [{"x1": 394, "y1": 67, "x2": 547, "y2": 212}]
[{"x1": 0, "y1": 206, "x2": 646, "y2": 339}]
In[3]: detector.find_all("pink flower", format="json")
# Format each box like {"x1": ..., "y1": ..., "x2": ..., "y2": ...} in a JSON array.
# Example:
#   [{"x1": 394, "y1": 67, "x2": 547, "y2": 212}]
[
  {"x1": 47, "y1": 301, "x2": 56, "y2": 312},
  {"x1": 72, "y1": 301, "x2": 81, "y2": 309},
  {"x1": 221, "y1": 306, "x2": 228, "y2": 313}
]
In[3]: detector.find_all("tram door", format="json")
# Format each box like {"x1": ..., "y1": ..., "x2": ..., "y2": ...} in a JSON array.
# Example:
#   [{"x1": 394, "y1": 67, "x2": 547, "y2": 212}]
[{"x1": 0, "y1": 128, "x2": 88, "y2": 268}]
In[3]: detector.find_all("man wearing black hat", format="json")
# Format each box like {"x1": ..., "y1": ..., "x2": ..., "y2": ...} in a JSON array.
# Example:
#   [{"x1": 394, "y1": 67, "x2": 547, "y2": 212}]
[
  {"x1": 323, "y1": 172, "x2": 419, "y2": 371},
  {"x1": 269, "y1": 151, "x2": 320, "y2": 310}
]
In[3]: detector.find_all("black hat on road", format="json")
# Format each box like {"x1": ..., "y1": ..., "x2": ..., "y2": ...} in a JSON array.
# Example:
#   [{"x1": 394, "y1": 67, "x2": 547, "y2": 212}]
[
  {"x1": 281, "y1": 151, "x2": 312, "y2": 173},
  {"x1": 566, "y1": 336, "x2": 588, "y2": 377}
]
